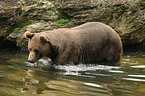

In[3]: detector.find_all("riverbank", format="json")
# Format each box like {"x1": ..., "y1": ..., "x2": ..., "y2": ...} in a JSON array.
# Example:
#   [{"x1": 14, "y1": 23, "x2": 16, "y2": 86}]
[{"x1": 0, "y1": 0, "x2": 144, "y2": 51}]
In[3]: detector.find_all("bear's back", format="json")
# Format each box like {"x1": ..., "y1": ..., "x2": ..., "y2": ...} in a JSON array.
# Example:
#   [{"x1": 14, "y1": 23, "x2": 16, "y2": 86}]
[
  {"x1": 71, "y1": 22, "x2": 120, "y2": 46},
  {"x1": 71, "y1": 22, "x2": 111, "y2": 31}
]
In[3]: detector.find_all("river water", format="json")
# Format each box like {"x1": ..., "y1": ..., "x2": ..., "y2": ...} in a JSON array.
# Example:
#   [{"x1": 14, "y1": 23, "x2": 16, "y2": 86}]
[{"x1": 0, "y1": 51, "x2": 145, "y2": 96}]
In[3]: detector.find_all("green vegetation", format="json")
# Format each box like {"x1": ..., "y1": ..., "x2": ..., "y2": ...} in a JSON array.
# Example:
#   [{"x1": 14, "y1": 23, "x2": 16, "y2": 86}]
[
  {"x1": 16, "y1": 21, "x2": 33, "y2": 28},
  {"x1": 3, "y1": 5, "x2": 13, "y2": 8},
  {"x1": 57, "y1": 19, "x2": 69, "y2": 26},
  {"x1": 140, "y1": 0, "x2": 145, "y2": 7},
  {"x1": 5, "y1": 21, "x2": 33, "y2": 37}
]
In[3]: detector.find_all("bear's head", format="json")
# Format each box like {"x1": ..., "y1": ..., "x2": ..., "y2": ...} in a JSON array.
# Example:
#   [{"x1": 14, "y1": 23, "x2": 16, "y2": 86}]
[{"x1": 25, "y1": 31, "x2": 52, "y2": 63}]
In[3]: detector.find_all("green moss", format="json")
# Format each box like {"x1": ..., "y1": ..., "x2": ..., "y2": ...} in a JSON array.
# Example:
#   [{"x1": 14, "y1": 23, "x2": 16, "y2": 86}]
[
  {"x1": 5, "y1": 21, "x2": 33, "y2": 37},
  {"x1": 57, "y1": 19, "x2": 68, "y2": 26},
  {"x1": 140, "y1": 0, "x2": 145, "y2": 7},
  {"x1": 16, "y1": 21, "x2": 33, "y2": 28},
  {"x1": 3, "y1": 5, "x2": 13, "y2": 8},
  {"x1": 14, "y1": 28, "x2": 21, "y2": 33}
]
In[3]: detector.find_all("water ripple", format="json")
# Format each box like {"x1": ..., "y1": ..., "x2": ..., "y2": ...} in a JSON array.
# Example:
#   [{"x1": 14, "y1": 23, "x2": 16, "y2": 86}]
[
  {"x1": 84, "y1": 82, "x2": 103, "y2": 88},
  {"x1": 122, "y1": 78, "x2": 145, "y2": 82},
  {"x1": 108, "y1": 70, "x2": 124, "y2": 73},
  {"x1": 85, "y1": 72, "x2": 112, "y2": 76},
  {"x1": 128, "y1": 75, "x2": 145, "y2": 78},
  {"x1": 122, "y1": 74, "x2": 145, "y2": 82},
  {"x1": 131, "y1": 65, "x2": 145, "y2": 68}
]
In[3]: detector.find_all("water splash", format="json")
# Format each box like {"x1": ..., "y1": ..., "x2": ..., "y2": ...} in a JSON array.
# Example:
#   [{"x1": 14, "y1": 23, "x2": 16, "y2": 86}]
[{"x1": 54, "y1": 64, "x2": 121, "y2": 71}]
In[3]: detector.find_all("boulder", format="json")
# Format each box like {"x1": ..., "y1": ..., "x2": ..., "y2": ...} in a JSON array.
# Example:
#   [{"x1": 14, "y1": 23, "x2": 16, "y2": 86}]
[
  {"x1": 0, "y1": 0, "x2": 58, "y2": 50},
  {"x1": 0, "y1": 0, "x2": 144, "y2": 50}
]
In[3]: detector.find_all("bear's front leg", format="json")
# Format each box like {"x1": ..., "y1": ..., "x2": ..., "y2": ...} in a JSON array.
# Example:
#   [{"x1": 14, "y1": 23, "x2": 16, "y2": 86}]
[
  {"x1": 52, "y1": 55, "x2": 67, "y2": 64},
  {"x1": 52, "y1": 53, "x2": 76, "y2": 64}
]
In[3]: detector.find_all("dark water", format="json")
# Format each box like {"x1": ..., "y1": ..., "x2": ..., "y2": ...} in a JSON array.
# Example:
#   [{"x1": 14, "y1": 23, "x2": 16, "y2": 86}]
[{"x1": 0, "y1": 51, "x2": 145, "y2": 96}]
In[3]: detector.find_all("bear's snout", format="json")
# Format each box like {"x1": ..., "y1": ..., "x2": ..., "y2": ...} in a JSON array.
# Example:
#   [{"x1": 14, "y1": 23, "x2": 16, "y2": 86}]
[{"x1": 28, "y1": 52, "x2": 37, "y2": 63}]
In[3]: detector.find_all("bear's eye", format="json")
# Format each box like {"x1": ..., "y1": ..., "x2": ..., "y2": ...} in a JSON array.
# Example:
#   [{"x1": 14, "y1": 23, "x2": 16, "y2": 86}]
[{"x1": 34, "y1": 49, "x2": 39, "y2": 53}]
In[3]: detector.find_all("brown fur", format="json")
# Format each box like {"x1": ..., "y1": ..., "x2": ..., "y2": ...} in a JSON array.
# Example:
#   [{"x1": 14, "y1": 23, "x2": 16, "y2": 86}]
[{"x1": 25, "y1": 22, "x2": 123, "y2": 65}]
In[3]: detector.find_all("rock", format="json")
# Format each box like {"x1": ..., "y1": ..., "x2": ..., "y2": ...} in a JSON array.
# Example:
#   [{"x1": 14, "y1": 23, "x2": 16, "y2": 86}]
[
  {"x1": 0, "y1": 0, "x2": 58, "y2": 50},
  {"x1": 7, "y1": 20, "x2": 58, "y2": 49},
  {"x1": 0, "y1": 6, "x2": 22, "y2": 36},
  {"x1": 57, "y1": 0, "x2": 145, "y2": 50},
  {"x1": 0, "y1": 0, "x2": 144, "y2": 50}
]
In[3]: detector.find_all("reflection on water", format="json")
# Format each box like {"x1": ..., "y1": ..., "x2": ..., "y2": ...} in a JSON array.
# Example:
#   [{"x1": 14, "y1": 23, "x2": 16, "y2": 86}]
[
  {"x1": 22, "y1": 68, "x2": 112, "y2": 96},
  {"x1": 0, "y1": 51, "x2": 145, "y2": 96}
]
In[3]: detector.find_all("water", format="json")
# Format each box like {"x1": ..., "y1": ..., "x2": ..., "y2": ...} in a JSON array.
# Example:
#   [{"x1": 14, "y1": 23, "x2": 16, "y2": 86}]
[{"x1": 0, "y1": 51, "x2": 145, "y2": 96}]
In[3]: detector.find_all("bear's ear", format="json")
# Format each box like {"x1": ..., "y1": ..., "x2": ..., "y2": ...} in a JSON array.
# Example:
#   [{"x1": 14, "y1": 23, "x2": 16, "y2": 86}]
[
  {"x1": 25, "y1": 31, "x2": 35, "y2": 39},
  {"x1": 39, "y1": 35, "x2": 48, "y2": 43}
]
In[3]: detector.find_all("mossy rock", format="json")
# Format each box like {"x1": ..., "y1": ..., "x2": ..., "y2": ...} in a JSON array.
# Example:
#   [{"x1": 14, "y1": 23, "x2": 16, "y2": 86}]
[{"x1": 7, "y1": 21, "x2": 56, "y2": 49}]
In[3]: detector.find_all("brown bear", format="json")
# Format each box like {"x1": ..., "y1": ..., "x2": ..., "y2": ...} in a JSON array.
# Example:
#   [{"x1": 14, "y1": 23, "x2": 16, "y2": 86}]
[{"x1": 25, "y1": 22, "x2": 123, "y2": 65}]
